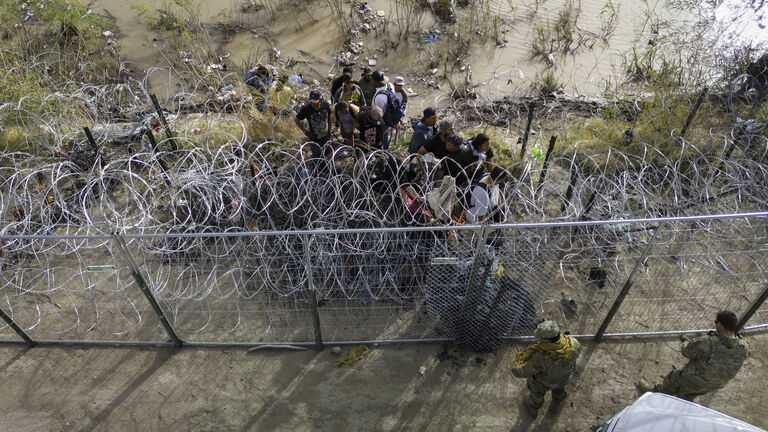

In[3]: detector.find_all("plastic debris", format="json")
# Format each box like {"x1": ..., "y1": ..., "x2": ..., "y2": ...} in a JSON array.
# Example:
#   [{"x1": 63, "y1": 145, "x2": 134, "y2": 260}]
[
  {"x1": 430, "y1": 68, "x2": 438, "y2": 75},
  {"x1": 102, "y1": 30, "x2": 113, "y2": 37},
  {"x1": 376, "y1": 10, "x2": 385, "y2": 17},
  {"x1": 419, "y1": 366, "x2": 426, "y2": 375},
  {"x1": 206, "y1": 64, "x2": 225, "y2": 73},
  {"x1": 423, "y1": 30, "x2": 441, "y2": 43},
  {"x1": 368, "y1": 59, "x2": 377, "y2": 66}
]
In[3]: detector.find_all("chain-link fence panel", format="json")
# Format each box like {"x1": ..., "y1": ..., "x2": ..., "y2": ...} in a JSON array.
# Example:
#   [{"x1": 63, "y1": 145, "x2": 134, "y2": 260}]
[
  {"x1": 0, "y1": 234, "x2": 166, "y2": 342},
  {"x1": 3, "y1": 213, "x2": 764, "y2": 347}
]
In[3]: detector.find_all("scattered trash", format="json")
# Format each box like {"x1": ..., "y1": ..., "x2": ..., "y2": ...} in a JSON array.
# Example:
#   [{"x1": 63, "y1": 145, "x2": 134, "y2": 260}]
[
  {"x1": 419, "y1": 366, "x2": 426, "y2": 375},
  {"x1": 405, "y1": 87, "x2": 418, "y2": 96},
  {"x1": 423, "y1": 30, "x2": 441, "y2": 43},
  {"x1": 102, "y1": 30, "x2": 113, "y2": 37},
  {"x1": 430, "y1": 68, "x2": 438, "y2": 75},
  {"x1": 332, "y1": 346, "x2": 342, "y2": 355},
  {"x1": 206, "y1": 64, "x2": 226, "y2": 73},
  {"x1": 336, "y1": 51, "x2": 357, "y2": 65},
  {"x1": 288, "y1": 74, "x2": 303, "y2": 85},
  {"x1": 376, "y1": 10, "x2": 385, "y2": 17},
  {"x1": 368, "y1": 58, "x2": 377, "y2": 66}
]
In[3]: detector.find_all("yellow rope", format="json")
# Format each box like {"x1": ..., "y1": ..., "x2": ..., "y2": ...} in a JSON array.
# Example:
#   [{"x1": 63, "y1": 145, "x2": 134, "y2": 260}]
[{"x1": 334, "y1": 345, "x2": 370, "y2": 368}]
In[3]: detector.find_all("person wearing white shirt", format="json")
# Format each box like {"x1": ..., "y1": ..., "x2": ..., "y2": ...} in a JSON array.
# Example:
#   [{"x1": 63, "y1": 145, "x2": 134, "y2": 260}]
[{"x1": 466, "y1": 167, "x2": 507, "y2": 223}]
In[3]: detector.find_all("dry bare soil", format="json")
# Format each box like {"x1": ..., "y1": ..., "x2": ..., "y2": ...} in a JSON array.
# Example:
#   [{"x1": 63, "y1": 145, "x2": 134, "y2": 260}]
[{"x1": 0, "y1": 334, "x2": 766, "y2": 431}]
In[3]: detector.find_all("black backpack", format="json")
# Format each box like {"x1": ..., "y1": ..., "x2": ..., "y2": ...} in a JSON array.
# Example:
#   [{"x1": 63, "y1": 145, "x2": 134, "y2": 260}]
[{"x1": 375, "y1": 88, "x2": 406, "y2": 127}]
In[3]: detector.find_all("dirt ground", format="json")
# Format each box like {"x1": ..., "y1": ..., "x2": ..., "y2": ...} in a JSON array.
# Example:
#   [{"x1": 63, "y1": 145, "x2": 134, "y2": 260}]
[{"x1": 0, "y1": 332, "x2": 765, "y2": 432}]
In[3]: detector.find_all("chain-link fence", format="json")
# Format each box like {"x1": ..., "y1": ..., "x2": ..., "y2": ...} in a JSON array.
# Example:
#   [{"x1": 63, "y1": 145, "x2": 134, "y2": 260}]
[{"x1": 1, "y1": 212, "x2": 766, "y2": 349}]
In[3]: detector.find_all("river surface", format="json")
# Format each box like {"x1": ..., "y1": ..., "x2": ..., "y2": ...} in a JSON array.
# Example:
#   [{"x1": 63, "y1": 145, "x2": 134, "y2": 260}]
[{"x1": 96, "y1": 0, "x2": 767, "y2": 106}]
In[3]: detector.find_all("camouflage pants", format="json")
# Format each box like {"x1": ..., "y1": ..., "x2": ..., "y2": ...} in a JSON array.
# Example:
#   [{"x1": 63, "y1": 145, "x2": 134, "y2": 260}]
[
  {"x1": 526, "y1": 379, "x2": 567, "y2": 409},
  {"x1": 653, "y1": 369, "x2": 710, "y2": 402}
]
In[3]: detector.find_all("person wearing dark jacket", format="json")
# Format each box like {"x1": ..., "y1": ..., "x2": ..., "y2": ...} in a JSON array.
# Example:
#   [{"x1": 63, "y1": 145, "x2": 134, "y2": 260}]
[
  {"x1": 409, "y1": 107, "x2": 438, "y2": 154},
  {"x1": 357, "y1": 67, "x2": 377, "y2": 107},
  {"x1": 417, "y1": 120, "x2": 455, "y2": 158},
  {"x1": 330, "y1": 66, "x2": 354, "y2": 100}
]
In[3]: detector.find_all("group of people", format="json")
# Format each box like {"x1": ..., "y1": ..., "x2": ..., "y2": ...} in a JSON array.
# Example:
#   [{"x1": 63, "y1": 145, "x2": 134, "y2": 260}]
[
  {"x1": 288, "y1": 66, "x2": 508, "y2": 223},
  {"x1": 513, "y1": 311, "x2": 748, "y2": 418},
  {"x1": 293, "y1": 66, "x2": 409, "y2": 153}
]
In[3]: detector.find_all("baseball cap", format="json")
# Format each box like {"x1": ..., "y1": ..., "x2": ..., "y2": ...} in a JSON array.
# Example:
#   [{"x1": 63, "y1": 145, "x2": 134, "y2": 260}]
[
  {"x1": 369, "y1": 106, "x2": 383, "y2": 121},
  {"x1": 423, "y1": 107, "x2": 436, "y2": 118},
  {"x1": 308, "y1": 90, "x2": 323, "y2": 102},
  {"x1": 372, "y1": 70, "x2": 385, "y2": 82},
  {"x1": 437, "y1": 120, "x2": 453, "y2": 134},
  {"x1": 534, "y1": 320, "x2": 560, "y2": 339},
  {"x1": 362, "y1": 67, "x2": 372, "y2": 75},
  {"x1": 394, "y1": 76, "x2": 405, "y2": 86}
]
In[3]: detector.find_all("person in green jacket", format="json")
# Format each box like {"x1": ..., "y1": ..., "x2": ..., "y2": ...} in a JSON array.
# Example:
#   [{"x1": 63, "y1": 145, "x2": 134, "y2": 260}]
[
  {"x1": 512, "y1": 320, "x2": 582, "y2": 417},
  {"x1": 637, "y1": 310, "x2": 748, "y2": 401},
  {"x1": 357, "y1": 67, "x2": 377, "y2": 107}
]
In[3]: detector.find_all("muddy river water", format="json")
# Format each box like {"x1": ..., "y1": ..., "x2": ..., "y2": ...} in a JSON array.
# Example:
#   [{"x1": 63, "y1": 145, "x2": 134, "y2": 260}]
[{"x1": 96, "y1": 0, "x2": 766, "y2": 107}]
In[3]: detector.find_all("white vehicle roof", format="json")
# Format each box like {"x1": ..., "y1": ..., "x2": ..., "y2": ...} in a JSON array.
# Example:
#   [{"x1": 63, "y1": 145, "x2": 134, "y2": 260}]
[{"x1": 596, "y1": 392, "x2": 766, "y2": 432}]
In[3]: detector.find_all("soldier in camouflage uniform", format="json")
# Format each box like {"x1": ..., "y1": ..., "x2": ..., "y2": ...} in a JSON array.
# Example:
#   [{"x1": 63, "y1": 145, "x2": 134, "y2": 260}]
[
  {"x1": 511, "y1": 320, "x2": 582, "y2": 416},
  {"x1": 637, "y1": 310, "x2": 748, "y2": 401}
]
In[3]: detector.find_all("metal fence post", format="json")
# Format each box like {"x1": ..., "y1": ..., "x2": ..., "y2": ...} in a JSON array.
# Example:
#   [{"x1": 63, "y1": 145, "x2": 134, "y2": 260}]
[
  {"x1": 561, "y1": 155, "x2": 578, "y2": 213},
  {"x1": 679, "y1": 87, "x2": 708, "y2": 140},
  {"x1": 595, "y1": 222, "x2": 666, "y2": 342},
  {"x1": 520, "y1": 103, "x2": 535, "y2": 158},
  {"x1": 303, "y1": 234, "x2": 323, "y2": 351},
  {"x1": 462, "y1": 224, "x2": 491, "y2": 316},
  {"x1": 534, "y1": 135, "x2": 557, "y2": 200},
  {"x1": 737, "y1": 282, "x2": 768, "y2": 331},
  {"x1": 0, "y1": 306, "x2": 36, "y2": 347},
  {"x1": 150, "y1": 94, "x2": 178, "y2": 151},
  {"x1": 112, "y1": 233, "x2": 183, "y2": 347}
]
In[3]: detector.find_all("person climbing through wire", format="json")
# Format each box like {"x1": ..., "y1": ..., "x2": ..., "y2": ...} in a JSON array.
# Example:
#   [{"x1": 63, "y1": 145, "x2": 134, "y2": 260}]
[
  {"x1": 244, "y1": 64, "x2": 273, "y2": 112},
  {"x1": 295, "y1": 90, "x2": 332, "y2": 164}
]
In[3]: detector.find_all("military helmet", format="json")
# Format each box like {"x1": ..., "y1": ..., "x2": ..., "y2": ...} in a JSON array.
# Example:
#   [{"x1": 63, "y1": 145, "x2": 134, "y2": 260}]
[{"x1": 534, "y1": 320, "x2": 561, "y2": 339}]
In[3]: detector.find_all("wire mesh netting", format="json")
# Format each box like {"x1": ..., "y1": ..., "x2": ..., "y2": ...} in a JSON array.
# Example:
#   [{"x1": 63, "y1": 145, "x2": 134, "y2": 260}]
[{"x1": 1, "y1": 214, "x2": 765, "y2": 346}]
